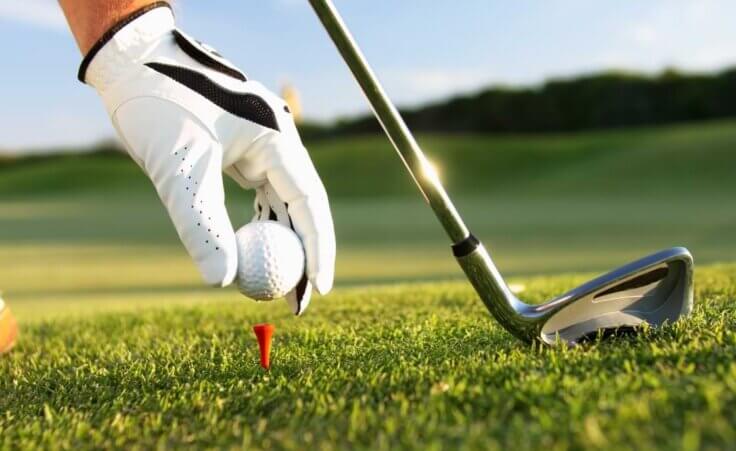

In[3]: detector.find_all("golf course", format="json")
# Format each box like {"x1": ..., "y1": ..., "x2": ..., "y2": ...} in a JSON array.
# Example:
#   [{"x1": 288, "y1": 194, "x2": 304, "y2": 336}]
[{"x1": 1, "y1": 119, "x2": 736, "y2": 449}]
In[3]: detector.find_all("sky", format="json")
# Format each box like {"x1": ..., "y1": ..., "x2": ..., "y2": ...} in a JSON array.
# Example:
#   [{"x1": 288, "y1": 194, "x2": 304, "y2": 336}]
[{"x1": 2, "y1": 0, "x2": 736, "y2": 151}]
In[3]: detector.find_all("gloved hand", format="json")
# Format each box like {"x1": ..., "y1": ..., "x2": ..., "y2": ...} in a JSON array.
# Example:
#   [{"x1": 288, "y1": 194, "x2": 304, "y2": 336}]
[{"x1": 79, "y1": 3, "x2": 335, "y2": 315}]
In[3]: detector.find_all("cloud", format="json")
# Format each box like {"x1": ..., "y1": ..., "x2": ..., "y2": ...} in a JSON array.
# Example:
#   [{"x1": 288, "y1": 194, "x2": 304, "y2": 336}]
[
  {"x1": 627, "y1": 24, "x2": 658, "y2": 46},
  {"x1": 384, "y1": 67, "x2": 493, "y2": 106},
  {"x1": 274, "y1": 0, "x2": 305, "y2": 8},
  {"x1": 615, "y1": 0, "x2": 736, "y2": 71},
  {"x1": 0, "y1": 0, "x2": 66, "y2": 31}
]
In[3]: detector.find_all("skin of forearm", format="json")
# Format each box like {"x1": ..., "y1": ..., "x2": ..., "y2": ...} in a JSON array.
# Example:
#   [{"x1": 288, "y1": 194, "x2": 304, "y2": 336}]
[{"x1": 59, "y1": 0, "x2": 169, "y2": 56}]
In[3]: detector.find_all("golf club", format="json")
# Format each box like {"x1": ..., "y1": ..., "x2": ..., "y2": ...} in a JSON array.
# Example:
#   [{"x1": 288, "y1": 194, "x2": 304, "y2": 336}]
[{"x1": 308, "y1": 0, "x2": 694, "y2": 345}]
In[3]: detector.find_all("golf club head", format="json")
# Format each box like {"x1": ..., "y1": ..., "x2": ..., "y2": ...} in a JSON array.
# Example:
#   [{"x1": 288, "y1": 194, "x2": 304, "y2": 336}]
[
  {"x1": 537, "y1": 247, "x2": 693, "y2": 344},
  {"x1": 456, "y1": 243, "x2": 694, "y2": 345}
]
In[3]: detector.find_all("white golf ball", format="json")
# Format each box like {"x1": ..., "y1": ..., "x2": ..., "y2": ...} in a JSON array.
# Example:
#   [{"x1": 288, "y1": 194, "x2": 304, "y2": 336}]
[{"x1": 235, "y1": 221, "x2": 305, "y2": 301}]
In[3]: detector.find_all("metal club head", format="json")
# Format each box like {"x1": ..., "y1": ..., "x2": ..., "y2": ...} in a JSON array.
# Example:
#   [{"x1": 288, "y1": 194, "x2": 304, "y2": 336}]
[{"x1": 455, "y1": 243, "x2": 694, "y2": 345}]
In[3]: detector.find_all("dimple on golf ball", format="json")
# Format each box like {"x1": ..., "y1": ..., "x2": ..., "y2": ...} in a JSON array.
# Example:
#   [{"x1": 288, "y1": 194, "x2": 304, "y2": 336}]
[{"x1": 235, "y1": 221, "x2": 305, "y2": 301}]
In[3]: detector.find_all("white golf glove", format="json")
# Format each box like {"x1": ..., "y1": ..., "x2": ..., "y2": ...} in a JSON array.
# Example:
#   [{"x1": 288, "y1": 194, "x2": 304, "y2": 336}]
[{"x1": 79, "y1": 3, "x2": 335, "y2": 314}]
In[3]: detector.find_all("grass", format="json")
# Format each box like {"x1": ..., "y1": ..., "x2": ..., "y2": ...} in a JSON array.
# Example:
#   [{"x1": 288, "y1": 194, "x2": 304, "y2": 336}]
[
  {"x1": 1, "y1": 120, "x2": 736, "y2": 448},
  {"x1": 4, "y1": 119, "x2": 736, "y2": 200},
  {"x1": 2, "y1": 265, "x2": 736, "y2": 449},
  {"x1": 1, "y1": 120, "x2": 736, "y2": 281}
]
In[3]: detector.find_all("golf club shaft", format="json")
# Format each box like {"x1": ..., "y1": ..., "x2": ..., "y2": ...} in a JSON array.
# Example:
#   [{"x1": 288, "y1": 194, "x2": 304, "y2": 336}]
[
  {"x1": 308, "y1": 1, "x2": 696, "y2": 345},
  {"x1": 307, "y1": 0, "x2": 469, "y2": 244},
  {"x1": 308, "y1": 0, "x2": 527, "y2": 339}
]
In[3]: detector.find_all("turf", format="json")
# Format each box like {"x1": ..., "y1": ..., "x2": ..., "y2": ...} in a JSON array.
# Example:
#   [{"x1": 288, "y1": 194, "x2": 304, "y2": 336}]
[
  {"x1": 1, "y1": 265, "x2": 735, "y2": 449},
  {"x1": 1, "y1": 120, "x2": 736, "y2": 448},
  {"x1": 1, "y1": 120, "x2": 736, "y2": 281}
]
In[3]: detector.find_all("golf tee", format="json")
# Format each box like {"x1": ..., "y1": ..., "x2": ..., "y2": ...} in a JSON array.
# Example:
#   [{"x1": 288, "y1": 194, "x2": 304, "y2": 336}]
[{"x1": 253, "y1": 323, "x2": 275, "y2": 370}]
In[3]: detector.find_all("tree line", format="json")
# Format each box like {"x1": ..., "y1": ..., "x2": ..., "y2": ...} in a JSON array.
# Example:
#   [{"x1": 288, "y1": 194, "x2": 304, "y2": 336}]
[{"x1": 300, "y1": 67, "x2": 736, "y2": 137}]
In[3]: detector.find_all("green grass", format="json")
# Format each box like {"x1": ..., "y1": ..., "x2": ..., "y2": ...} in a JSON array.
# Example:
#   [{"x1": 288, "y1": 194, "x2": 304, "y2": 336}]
[
  {"x1": 4, "y1": 118, "x2": 736, "y2": 199},
  {"x1": 1, "y1": 119, "x2": 736, "y2": 281},
  {"x1": 2, "y1": 265, "x2": 736, "y2": 449},
  {"x1": 1, "y1": 120, "x2": 736, "y2": 448}
]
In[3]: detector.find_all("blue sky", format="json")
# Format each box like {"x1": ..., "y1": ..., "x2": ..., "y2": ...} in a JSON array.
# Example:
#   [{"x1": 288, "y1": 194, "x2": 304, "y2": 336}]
[{"x1": 2, "y1": 0, "x2": 736, "y2": 150}]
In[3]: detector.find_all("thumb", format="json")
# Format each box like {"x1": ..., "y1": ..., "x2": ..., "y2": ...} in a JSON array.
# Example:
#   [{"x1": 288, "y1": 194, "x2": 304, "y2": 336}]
[{"x1": 114, "y1": 98, "x2": 238, "y2": 286}]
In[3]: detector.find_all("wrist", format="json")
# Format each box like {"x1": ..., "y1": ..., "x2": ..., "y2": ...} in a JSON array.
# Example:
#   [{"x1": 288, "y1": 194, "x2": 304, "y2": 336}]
[
  {"x1": 60, "y1": 0, "x2": 170, "y2": 55},
  {"x1": 78, "y1": 2, "x2": 174, "y2": 86}
]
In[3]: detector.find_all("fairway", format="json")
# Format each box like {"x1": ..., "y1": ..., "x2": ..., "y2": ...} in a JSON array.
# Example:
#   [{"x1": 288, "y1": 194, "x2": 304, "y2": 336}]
[
  {"x1": 2, "y1": 119, "x2": 736, "y2": 288},
  {"x1": 2, "y1": 266, "x2": 736, "y2": 449},
  {"x1": 1, "y1": 120, "x2": 736, "y2": 448}
]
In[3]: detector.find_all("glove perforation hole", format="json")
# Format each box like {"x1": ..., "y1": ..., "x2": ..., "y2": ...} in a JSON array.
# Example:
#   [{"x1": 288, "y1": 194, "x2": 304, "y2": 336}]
[{"x1": 172, "y1": 147, "x2": 221, "y2": 253}]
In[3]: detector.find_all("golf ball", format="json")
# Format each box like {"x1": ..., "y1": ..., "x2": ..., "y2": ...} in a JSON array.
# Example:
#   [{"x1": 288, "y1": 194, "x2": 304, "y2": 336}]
[{"x1": 235, "y1": 221, "x2": 305, "y2": 301}]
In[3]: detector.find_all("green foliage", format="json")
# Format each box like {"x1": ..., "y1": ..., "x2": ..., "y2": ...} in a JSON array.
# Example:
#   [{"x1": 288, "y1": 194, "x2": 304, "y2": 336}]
[
  {"x1": 317, "y1": 67, "x2": 736, "y2": 135},
  {"x1": 1, "y1": 265, "x2": 735, "y2": 449},
  {"x1": 2, "y1": 119, "x2": 736, "y2": 200},
  {"x1": 0, "y1": 150, "x2": 146, "y2": 197}
]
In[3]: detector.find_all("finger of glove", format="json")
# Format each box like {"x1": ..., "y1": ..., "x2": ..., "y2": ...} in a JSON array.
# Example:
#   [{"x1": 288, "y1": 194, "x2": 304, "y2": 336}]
[
  {"x1": 264, "y1": 141, "x2": 336, "y2": 295},
  {"x1": 254, "y1": 186, "x2": 287, "y2": 223},
  {"x1": 285, "y1": 276, "x2": 312, "y2": 316},
  {"x1": 256, "y1": 185, "x2": 313, "y2": 315},
  {"x1": 114, "y1": 98, "x2": 237, "y2": 287},
  {"x1": 252, "y1": 188, "x2": 271, "y2": 221}
]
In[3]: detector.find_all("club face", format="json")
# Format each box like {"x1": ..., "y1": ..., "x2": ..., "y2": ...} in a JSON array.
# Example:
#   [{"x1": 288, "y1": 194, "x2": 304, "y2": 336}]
[
  {"x1": 456, "y1": 245, "x2": 694, "y2": 345},
  {"x1": 538, "y1": 247, "x2": 694, "y2": 345}
]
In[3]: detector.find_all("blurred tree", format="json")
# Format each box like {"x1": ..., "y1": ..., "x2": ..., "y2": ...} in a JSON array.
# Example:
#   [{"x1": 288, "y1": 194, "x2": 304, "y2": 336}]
[{"x1": 321, "y1": 67, "x2": 736, "y2": 137}]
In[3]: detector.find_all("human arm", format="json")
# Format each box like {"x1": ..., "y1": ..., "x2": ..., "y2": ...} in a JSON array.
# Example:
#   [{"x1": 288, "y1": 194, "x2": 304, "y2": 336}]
[
  {"x1": 59, "y1": 0, "x2": 165, "y2": 55},
  {"x1": 58, "y1": 2, "x2": 336, "y2": 314}
]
